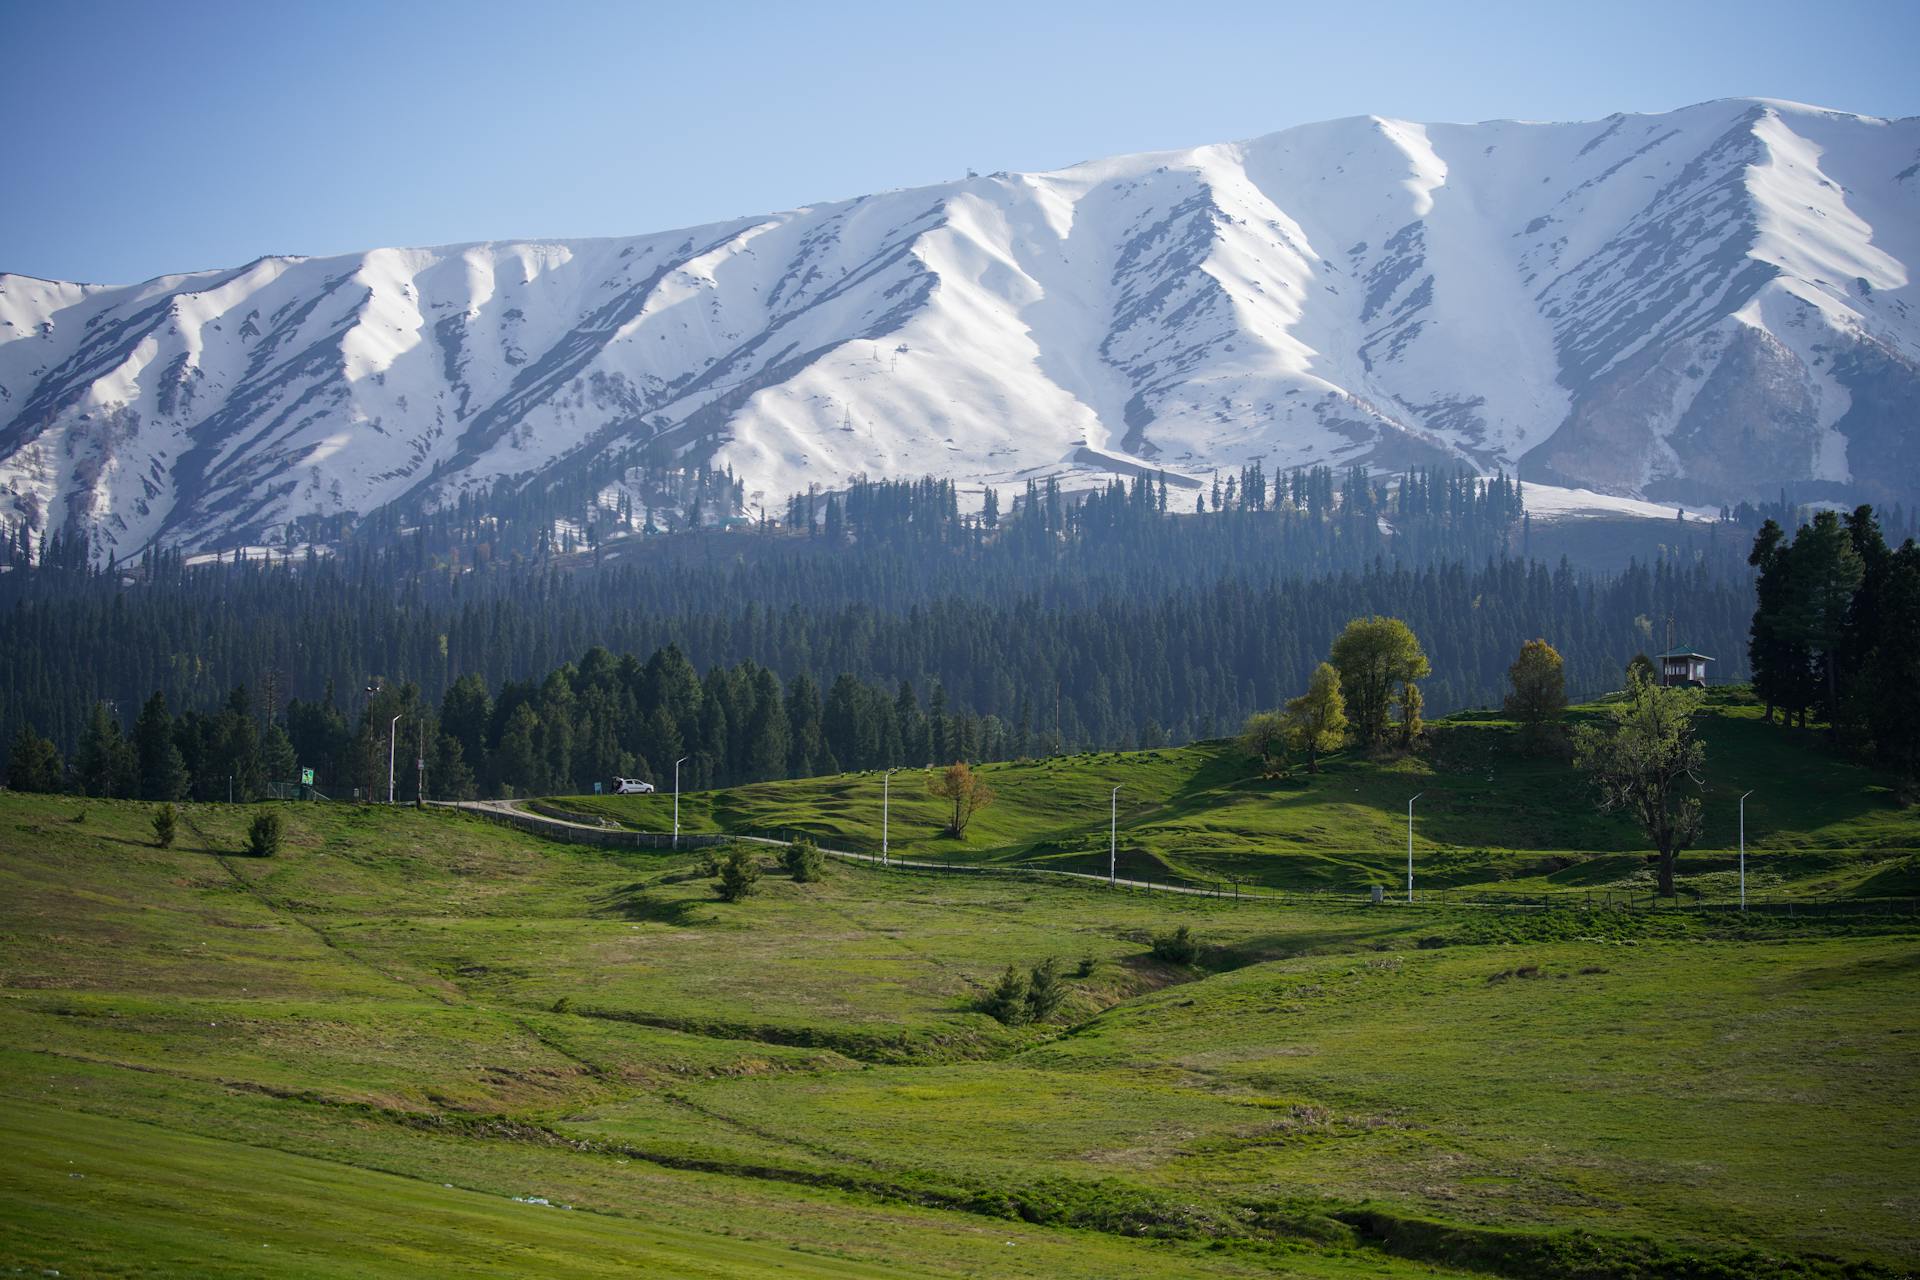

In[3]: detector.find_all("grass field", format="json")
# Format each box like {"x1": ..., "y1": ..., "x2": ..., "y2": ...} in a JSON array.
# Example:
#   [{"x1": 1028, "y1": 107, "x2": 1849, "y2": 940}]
[
  {"x1": 1, "y1": 777, "x2": 1916, "y2": 1277},
  {"x1": 563, "y1": 691, "x2": 1920, "y2": 900}
]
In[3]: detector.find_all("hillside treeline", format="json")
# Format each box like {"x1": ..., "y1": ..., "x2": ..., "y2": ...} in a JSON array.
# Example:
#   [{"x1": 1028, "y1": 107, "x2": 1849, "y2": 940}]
[
  {"x1": 2, "y1": 469, "x2": 1754, "y2": 772},
  {"x1": 1748, "y1": 506, "x2": 1920, "y2": 785}
]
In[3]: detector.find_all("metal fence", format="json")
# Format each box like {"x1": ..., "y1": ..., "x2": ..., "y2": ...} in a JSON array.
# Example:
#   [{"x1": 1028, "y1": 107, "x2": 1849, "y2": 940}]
[{"x1": 431, "y1": 802, "x2": 1919, "y2": 916}]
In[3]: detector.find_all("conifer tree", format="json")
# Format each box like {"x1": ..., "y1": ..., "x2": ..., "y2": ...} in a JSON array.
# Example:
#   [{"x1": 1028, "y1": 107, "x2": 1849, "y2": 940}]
[
  {"x1": 5, "y1": 724, "x2": 63, "y2": 793},
  {"x1": 75, "y1": 701, "x2": 136, "y2": 798},
  {"x1": 134, "y1": 692, "x2": 189, "y2": 801}
]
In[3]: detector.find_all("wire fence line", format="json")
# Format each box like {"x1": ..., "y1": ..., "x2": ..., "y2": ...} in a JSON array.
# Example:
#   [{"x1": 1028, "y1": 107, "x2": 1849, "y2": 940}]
[{"x1": 428, "y1": 801, "x2": 1918, "y2": 917}]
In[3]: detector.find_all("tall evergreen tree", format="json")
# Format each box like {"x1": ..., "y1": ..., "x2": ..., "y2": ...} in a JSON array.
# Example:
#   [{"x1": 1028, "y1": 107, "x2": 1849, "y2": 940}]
[
  {"x1": 134, "y1": 692, "x2": 189, "y2": 801},
  {"x1": 1786, "y1": 511, "x2": 1864, "y2": 737},
  {"x1": 1747, "y1": 520, "x2": 1805, "y2": 724},
  {"x1": 5, "y1": 723, "x2": 63, "y2": 793},
  {"x1": 75, "y1": 701, "x2": 136, "y2": 798}
]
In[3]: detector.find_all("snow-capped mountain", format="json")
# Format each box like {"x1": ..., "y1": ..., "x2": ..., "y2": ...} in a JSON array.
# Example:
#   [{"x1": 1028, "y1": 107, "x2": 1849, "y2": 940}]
[{"x1": 3, "y1": 98, "x2": 1917, "y2": 554}]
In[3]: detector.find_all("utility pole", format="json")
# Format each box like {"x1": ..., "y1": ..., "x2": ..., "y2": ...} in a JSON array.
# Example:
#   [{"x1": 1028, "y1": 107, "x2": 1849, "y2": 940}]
[
  {"x1": 882, "y1": 768, "x2": 899, "y2": 867},
  {"x1": 1110, "y1": 786, "x2": 1121, "y2": 887},
  {"x1": 1407, "y1": 792, "x2": 1425, "y2": 903},
  {"x1": 388, "y1": 715, "x2": 402, "y2": 805},
  {"x1": 1739, "y1": 790, "x2": 1754, "y2": 912},
  {"x1": 673, "y1": 756, "x2": 689, "y2": 849},
  {"x1": 417, "y1": 718, "x2": 427, "y2": 807}
]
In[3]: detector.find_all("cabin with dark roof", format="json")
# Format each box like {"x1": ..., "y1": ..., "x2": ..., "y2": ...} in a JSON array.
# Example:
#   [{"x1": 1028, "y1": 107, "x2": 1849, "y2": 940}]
[{"x1": 1656, "y1": 645, "x2": 1713, "y2": 689}]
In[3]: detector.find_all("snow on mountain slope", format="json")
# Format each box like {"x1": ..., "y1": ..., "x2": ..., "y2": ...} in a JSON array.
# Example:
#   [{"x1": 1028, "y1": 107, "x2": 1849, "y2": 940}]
[{"x1": 3, "y1": 98, "x2": 1916, "y2": 555}]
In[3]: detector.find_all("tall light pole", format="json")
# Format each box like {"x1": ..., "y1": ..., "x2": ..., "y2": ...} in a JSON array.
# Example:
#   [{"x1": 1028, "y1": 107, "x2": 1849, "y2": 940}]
[
  {"x1": 1406, "y1": 791, "x2": 1425, "y2": 903},
  {"x1": 882, "y1": 768, "x2": 900, "y2": 867},
  {"x1": 1110, "y1": 786, "x2": 1122, "y2": 887},
  {"x1": 388, "y1": 715, "x2": 402, "y2": 805},
  {"x1": 673, "y1": 756, "x2": 689, "y2": 849},
  {"x1": 1739, "y1": 789, "x2": 1754, "y2": 912}
]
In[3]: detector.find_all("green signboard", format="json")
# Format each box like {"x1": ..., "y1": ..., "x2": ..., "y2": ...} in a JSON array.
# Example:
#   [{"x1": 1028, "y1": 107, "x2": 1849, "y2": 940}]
[{"x1": 300, "y1": 768, "x2": 315, "y2": 786}]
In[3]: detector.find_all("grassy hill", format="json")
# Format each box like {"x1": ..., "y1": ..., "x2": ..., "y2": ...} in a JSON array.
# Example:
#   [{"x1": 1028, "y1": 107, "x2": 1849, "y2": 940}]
[
  {"x1": 1, "y1": 788, "x2": 1916, "y2": 1276},
  {"x1": 563, "y1": 690, "x2": 1920, "y2": 902}
]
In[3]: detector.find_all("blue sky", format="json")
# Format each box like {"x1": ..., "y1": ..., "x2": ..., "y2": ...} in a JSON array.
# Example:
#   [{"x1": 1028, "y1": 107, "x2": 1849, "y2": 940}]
[{"x1": 4, "y1": 0, "x2": 1916, "y2": 284}]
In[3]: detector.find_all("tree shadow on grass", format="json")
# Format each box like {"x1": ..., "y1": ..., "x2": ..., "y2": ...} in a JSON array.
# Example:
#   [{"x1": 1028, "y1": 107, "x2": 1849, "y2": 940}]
[
  {"x1": 92, "y1": 832, "x2": 252, "y2": 859},
  {"x1": 590, "y1": 881, "x2": 710, "y2": 926}
]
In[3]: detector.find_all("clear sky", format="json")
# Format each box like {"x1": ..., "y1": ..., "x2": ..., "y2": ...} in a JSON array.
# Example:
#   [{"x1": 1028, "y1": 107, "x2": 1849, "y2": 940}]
[{"x1": 4, "y1": 0, "x2": 1916, "y2": 284}]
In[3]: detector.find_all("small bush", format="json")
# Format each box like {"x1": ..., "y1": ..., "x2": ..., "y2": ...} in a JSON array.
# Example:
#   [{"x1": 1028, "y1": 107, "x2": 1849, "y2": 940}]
[
  {"x1": 980, "y1": 965, "x2": 1032, "y2": 1025},
  {"x1": 246, "y1": 810, "x2": 282, "y2": 858},
  {"x1": 1149, "y1": 924, "x2": 1198, "y2": 965},
  {"x1": 1025, "y1": 957, "x2": 1067, "y2": 1022},
  {"x1": 782, "y1": 835, "x2": 825, "y2": 883},
  {"x1": 716, "y1": 846, "x2": 761, "y2": 902},
  {"x1": 550, "y1": 995, "x2": 573, "y2": 1014},
  {"x1": 151, "y1": 803, "x2": 177, "y2": 849},
  {"x1": 697, "y1": 848, "x2": 721, "y2": 877},
  {"x1": 1075, "y1": 954, "x2": 1097, "y2": 978}
]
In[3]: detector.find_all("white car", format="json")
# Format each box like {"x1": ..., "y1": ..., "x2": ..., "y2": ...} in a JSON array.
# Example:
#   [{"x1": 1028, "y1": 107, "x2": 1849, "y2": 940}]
[{"x1": 613, "y1": 777, "x2": 655, "y2": 795}]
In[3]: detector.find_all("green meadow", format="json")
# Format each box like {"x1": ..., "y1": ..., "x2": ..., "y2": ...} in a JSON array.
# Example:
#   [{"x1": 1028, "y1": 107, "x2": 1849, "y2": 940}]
[
  {"x1": 566, "y1": 691, "x2": 1920, "y2": 900},
  {"x1": 2, "y1": 701, "x2": 1916, "y2": 1276}
]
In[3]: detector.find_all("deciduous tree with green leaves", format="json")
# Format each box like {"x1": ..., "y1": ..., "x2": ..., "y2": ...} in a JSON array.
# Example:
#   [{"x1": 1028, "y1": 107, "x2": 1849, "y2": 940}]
[
  {"x1": 1573, "y1": 671, "x2": 1706, "y2": 898},
  {"x1": 1329, "y1": 617, "x2": 1429, "y2": 751},
  {"x1": 1238, "y1": 710, "x2": 1290, "y2": 777},
  {"x1": 1282, "y1": 663, "x2": 1348, "y2": 773},
  {"x1": 1505, "y1": 639, "x2": 1567, "y2": 754},
  {"x1": 928, "y1": 761, "x2": 994, "y2": 837}
]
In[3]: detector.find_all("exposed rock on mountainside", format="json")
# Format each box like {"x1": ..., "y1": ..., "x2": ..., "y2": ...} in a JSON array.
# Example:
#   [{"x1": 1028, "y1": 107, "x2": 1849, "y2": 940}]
[{"x1": 2, "y1": 98, "x2": 1914, "y2": 553}]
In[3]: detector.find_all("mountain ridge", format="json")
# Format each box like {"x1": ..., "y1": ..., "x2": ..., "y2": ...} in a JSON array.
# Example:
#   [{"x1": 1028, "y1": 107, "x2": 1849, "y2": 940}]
[{"x1": 3, "y1": 97, "x2": 1916, "y2": 554}]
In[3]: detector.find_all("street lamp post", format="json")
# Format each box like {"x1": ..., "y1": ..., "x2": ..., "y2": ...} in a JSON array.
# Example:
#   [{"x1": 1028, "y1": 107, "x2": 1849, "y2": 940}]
[
  {"x1": 882, "y1": 768, "x2": 900, "y2": 867},
  {"x1": 1407, "y1": 791, "x2": 1425, "y2": 904},
  {"x1": 1739, "y1": 789, "x2": 1754, "y2": 912},
  {"x1": 1110, "y1": 786, "x2": 1121, "y2": 887},
  {"x1": 388, "y1": 715, "x2": 402, "y2": 805},
  {"x1": 673, "y1": 756, "x2": 689, "y2": 849}
]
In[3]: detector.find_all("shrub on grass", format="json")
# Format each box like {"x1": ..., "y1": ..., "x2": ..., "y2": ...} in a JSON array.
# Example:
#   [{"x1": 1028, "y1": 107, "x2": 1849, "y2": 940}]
[
  {"x1": 1150, "y1": 924, "x2": 1199, "y2": 965},
  {"x1": 1025, "y1": 957, "x2": 1067, "y2": 1022},
  {"x1": 782, "y1": 835, "x2": 825, "y2": 882},
  {"x1": 246, "y1": 810, "x2": 282, "y2": 858},
  {"x1": 151, "y1": 803, "x2": 176, "y2": 849},
  {"x1": 1075, "y1": 954, "x2": 1097, "y2": 978},
  {"x1": 980, "y1": 965, "x2": 1032, "y2": 1025},
  {"x1": 716, "y1": 846, "x2": 761, "y2": 902}
]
